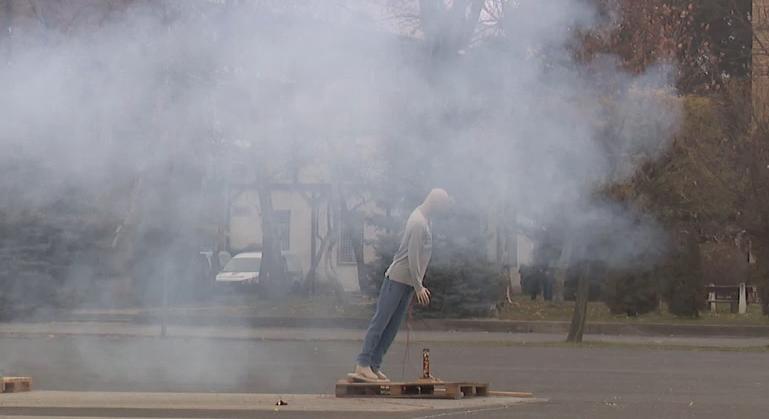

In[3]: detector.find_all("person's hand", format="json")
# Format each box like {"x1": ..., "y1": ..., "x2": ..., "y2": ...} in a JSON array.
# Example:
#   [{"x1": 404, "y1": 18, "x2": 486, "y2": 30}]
[{"x1": 416, "y1": 287, "x2": 431, "y2": 305}]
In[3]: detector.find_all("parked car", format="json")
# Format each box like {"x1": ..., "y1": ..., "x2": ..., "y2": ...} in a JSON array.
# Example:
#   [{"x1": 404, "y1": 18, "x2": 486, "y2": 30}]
[
  {"x1": 215, "y1": 252, "x2": 262, "y2": 285},
  {"x1": 215, "y1": 251, "x2": 303, "y2": 288}
]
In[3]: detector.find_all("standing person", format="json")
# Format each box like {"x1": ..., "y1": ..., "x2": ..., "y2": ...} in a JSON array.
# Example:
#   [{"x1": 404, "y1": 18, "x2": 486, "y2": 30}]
[
  {"x1": 542, "y1": 267, "x2": 555, "y2": 301},
  {"x1": 349, "y1": 189, "x2": 451, "y2": 383}
]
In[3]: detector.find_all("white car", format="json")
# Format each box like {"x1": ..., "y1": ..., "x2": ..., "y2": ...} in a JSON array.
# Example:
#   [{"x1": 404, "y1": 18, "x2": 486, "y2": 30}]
[{"x1": 215, "y1": 252, "x2": 262, "y2": 284}]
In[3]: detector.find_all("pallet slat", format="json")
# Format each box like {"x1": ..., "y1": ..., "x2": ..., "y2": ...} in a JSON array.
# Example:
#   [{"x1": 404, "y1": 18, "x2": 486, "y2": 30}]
[
  {"x1": 1, "y1": 377, "x2": 32, "y2": 393},
  {"x1": 336, "y1": 380, "x2": 489, "y2": 400}
]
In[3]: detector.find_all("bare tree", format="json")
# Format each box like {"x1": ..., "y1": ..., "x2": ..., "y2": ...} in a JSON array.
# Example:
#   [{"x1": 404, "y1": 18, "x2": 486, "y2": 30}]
[{"x1": 389, "y1": 0, "x2": 485, "y2": 54}]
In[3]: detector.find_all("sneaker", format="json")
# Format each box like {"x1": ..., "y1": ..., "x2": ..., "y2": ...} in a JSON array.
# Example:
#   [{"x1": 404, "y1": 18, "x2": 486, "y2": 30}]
[
  {"x1": 373, "y1": 369, "x2": 390, "y2": 382},
  {"x1": 347, "y1": 365, "x2": 382, "y2": 383}
]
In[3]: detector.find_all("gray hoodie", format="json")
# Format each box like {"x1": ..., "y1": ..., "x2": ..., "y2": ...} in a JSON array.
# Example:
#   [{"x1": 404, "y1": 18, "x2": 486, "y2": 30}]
[{"x1": 385, "y1": 208, "x2": 432, "y2": 292}]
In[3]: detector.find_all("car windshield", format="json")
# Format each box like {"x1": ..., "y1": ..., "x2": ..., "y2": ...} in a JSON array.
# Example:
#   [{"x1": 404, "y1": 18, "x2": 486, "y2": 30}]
[{"x1": 222, "y1": 257, "x2": 261, "y2": 273}]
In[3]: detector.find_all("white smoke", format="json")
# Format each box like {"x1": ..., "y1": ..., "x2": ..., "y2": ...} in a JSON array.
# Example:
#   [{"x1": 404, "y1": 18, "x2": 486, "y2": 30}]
[
  {"x1": 0, "y1": 0, "x2": 684, "y2": 392},
  {"x1": 0, "y1": 0, "x2": 680, "y2": 294}
]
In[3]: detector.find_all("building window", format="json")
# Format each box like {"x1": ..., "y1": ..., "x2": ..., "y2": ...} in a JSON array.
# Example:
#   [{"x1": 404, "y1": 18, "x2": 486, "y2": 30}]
[
  {"x1": 339, "y1": 219, "x2": 363, "y2": 265},
  {"x1": 275, "y1": 210, "x2": 291, "y2": 251}
]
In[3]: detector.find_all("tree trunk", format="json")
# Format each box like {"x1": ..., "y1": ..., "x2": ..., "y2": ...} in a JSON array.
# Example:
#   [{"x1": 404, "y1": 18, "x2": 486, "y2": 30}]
[
  {"x1": 307, "y1": 196, "x2": 320, "y2": 294},
  {"x1": 338, "y1": 194, "x2": 368, "y2": 294},
  {"x1": 319, "y1": 191, "x2": 345, "y2": 304},
  {"x1": 257, "y1": 184, "x2": 284, "y2": 294},
  {"x1": 566, "y1": 265, "x2": 591, "y2": 343},
  {"x1": 303, "y1": 192, "x2": 337, "y2": 295}
]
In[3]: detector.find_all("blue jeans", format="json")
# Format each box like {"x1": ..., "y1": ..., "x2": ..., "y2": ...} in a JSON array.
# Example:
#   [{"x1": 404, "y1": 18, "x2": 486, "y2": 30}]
[{"x1": 356, "y1": 278, "x2": 414, "y2": 370}]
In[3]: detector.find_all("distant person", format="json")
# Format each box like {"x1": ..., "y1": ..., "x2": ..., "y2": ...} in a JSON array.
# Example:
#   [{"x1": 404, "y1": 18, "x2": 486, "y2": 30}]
[
  {"x1": 542, "y1": 267, "x2": 554, "y2": 301},
  {"x1": 349, "y1": 189, "x2": 451, "y2": 383},
  {"x1": 520, "y1": 264, "x2": 541, "y2": 300},
  {"x1": 522, "y1": 265, "x2": 554, "y2": 301},
  {"x1": 519, "y1": 265, "x2": 531, "y2": 299}
]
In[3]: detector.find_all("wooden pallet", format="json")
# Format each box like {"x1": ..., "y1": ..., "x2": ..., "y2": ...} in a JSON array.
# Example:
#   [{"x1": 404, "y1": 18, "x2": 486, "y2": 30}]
[
  {"x1": 336, "y1": 380, "x2": 489, "y2": 399},
  {"x1": 1, "y1": 377, "x2": 32, "y2": 393}
]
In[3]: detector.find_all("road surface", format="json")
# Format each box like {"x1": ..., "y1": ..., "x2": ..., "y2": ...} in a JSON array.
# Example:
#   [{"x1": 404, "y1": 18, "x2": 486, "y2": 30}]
[{"x1": 1, "y1": 333, "x2": 767, "y2": 418}]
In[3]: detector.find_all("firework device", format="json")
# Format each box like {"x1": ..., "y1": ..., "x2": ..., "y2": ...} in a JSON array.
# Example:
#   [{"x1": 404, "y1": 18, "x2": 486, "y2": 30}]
[{"x1": 416, "y1": 348, "x2": 442, "y2": 383}]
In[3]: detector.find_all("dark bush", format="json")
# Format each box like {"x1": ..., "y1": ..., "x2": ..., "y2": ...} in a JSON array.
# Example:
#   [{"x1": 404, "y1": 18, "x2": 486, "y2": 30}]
[
  {"x1": 365, "y1": 232, "x2": 401, "y2": 297},
  {"x1": 762, "y1": 286, "x2": 769, "y2": 316},
  {"x1": 563, "y1": 261, "x2": 605, "y2": 302},
  {"x1": 661, "y1": 236, "x2": 705, "y2": 317},
  {"x1": 520, "y1": 265, "x2": 554, "y2": 301},
  {"x1": 414, "y1": 257, "x2": 506, "y2": 319},
  {"x1": 369, "y1": 211, "x2": 506, "y2": 318},
  {"x1": 604, "y1": 270, "x2": 659, "y2": 316}
]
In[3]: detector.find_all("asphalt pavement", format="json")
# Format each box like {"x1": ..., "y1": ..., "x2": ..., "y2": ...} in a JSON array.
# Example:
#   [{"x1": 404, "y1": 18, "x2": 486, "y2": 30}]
[
  {"x1": 1, "y1": 329, "x2": 768, "y2": 418},
  {"x1": 1, "y1": 321, "x2": 768, "y2": 348}
]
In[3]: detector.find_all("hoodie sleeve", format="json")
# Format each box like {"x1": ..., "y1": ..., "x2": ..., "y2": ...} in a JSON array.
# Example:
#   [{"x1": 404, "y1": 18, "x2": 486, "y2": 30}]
[{"x1": 406, "y1": 223, "x2": 427, "y2": 292}]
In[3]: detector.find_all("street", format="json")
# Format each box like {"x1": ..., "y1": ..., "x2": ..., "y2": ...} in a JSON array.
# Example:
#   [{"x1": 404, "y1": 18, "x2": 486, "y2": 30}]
[{"x1": 1, "y1": 332, "x2": 768, "y2": 418}]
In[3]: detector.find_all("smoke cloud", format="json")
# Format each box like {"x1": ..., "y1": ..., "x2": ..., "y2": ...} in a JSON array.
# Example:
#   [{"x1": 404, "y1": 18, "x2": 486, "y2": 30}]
[
  {"x1": 0, "y1": 0, "x2": 685, "y2": 392},
  {"x1": 0, "y1": 0, "x2": 679, "y2": 303}
]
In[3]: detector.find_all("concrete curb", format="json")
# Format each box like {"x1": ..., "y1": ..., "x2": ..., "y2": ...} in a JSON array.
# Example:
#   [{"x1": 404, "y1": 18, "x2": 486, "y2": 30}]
[{"x1": 32, "y1": 312, "x2": 769, "y2": 338}]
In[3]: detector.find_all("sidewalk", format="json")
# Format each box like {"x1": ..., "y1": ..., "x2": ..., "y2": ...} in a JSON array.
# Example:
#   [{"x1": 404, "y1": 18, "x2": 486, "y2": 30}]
[
  {"x1": 1, "y1": 321, "x2": 767, "y2": 349},
  {"x1": 0, "y1": 390, "x2": 542, "y2": 415}
]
